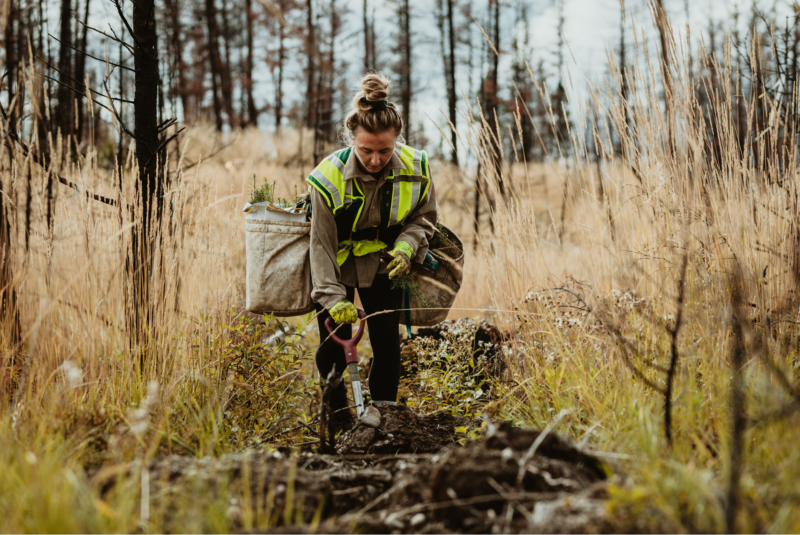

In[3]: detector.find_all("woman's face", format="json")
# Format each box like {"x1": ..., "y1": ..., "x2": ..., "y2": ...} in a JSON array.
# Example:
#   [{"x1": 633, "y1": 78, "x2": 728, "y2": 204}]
[{"x1": 353, "y1": 128, "x2": 397, "y2": 175}]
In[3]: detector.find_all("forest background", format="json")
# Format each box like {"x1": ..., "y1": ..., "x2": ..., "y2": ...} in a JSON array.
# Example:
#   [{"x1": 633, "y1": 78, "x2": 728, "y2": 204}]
[{"x1": 2, "y1": 0, "x2": 800, "y2": 532}]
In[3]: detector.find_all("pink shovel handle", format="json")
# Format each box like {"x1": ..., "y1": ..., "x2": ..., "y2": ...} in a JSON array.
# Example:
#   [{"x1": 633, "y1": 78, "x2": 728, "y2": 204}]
[{"x1": 324, "y1": 309, "x2": 367, "y2": 364}]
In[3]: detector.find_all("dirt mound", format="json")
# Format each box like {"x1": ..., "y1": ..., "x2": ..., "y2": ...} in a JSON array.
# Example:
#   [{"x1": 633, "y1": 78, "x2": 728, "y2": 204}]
[
  {"x1": 336, "y1": 404, "x2": 479, "y2": 455},
  {"x1": 93, "y1": 413, "x2": 611, "y2": 533}
]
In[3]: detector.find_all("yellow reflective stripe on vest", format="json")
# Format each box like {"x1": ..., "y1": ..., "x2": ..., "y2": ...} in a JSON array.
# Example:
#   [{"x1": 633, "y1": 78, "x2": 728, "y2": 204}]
[
  {"x1": 336, "y1": 238, "x2": 388, "y2": 266},
  {"x1": 388, "y1": 178, "x2": 426, "y2": 226},
  {"x1": 394, "y1": 145, "x2": 428, "y2": 177},
  {"x1": 307, "y1": 152, "x2": 348, "y2": 210}
]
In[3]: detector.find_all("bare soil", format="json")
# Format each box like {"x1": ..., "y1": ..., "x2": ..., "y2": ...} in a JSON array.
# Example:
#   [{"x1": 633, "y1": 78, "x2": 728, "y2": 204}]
[{"x1": 94, "y1": 405, "x2": 612, "y2": 533}]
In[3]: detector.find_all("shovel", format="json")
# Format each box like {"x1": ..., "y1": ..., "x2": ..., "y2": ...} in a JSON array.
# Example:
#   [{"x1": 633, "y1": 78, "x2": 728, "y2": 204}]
[{"x1": 325, "y1": 309, "x2": 367, "y2": 417}]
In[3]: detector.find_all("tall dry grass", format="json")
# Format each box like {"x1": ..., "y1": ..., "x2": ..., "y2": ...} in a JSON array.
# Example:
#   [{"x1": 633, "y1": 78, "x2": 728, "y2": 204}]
[{"x1": 1, "y1": 14, "x2": 799, "y2": 532}]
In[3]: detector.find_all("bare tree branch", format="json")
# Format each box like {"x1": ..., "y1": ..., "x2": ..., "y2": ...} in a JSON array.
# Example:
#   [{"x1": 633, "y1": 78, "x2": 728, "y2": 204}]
[
  {"x1": 144, "y1": 127, "x2": 186, "y2": 167},
  {"x1": 47, "y1": 33, "x2": 135, "y2": 72},
  {"x1": 103, "y1": 79, "x2": 135, "y2": 138},
  {"x1": 72, "y1": 16, "x2": 135, "y2": 53},
  {"x1": 36, "y1": 55, "x2": 133, "y2": 103}
]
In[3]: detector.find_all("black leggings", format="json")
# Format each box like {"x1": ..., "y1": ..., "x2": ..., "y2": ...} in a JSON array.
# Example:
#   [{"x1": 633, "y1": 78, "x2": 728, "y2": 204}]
[{"x1": 314, "y1": 274, "x2": 402, "y2": 402}]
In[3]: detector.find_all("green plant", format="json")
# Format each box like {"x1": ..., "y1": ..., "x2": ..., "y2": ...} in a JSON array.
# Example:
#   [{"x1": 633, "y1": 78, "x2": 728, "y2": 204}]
[
  {"x1": 399, "y1": 322, "x2": 493, "y2": 418},
  {"x1": 249, "y1": 176, "x2": 303, "y2": 208},
  {"x1": 390, "y1": 270, "x2": 429, "y2": 308},
  {"x1": 249, "y1": 175, "x2": 276, "y2": 204}
]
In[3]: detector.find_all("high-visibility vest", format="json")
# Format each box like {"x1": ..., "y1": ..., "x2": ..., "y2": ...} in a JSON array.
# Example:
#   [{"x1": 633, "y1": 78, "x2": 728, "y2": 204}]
[{"x1": 306, "y1": 144, "x2": 431, "y2": 265}]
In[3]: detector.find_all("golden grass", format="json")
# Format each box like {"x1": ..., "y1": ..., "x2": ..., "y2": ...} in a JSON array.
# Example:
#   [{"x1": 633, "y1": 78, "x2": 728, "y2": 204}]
[{"x1": 1, "y1": 20, "x2": 800, "y2": 532}]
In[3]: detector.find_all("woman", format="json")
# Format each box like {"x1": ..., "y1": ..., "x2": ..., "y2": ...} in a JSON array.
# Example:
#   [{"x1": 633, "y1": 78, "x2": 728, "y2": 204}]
[{"x1": 306, "y1": 72, "x2": 437, "y2": 432}]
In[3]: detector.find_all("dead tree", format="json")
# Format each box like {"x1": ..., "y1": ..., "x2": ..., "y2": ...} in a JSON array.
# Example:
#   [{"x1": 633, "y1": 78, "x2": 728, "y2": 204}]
[
  {"x1": 274, "y1": 0, "x2": 287, "y2": 132},
  {"x1": 654, "y1": 0, "x2": 675, "y2": 158},
  {"x1": 394, "y1": 0, "x2": 412, "y2": 142},
  {"x1": 205, "y1": 0, "x2": 224, "y2": 130},
  {"x1": 56, "y1": 0, "x2": 73, "y2": 147},
  {"x1": 164, "y1": 0, "x2": 189, "y2": 123},
  {"x1": 304, "y1": 0, "x2": 316, "y2": 128},
  {"x1": 74, "y1": 0, "x2": 91, "y2": 143},
  {"x1": 244, "y1": 0, "x2": 258, "y2": 126},
  {"x1": 362, "y1": 0, "x2": 372, "y2": 71},
  {"x1": 618, "y1": 0, "x2": 629, "y2": 157},
  {"x1": 436, "y1": 0, "x2": 458, "y2": 164},
  {"x1": 484, "y1": 0, "x2": 503, "y2": 196},
  {"x1": 219, "y1": 0, "x2": 236, "y2": 127},
  {"x1": 446, "y1": 0, "x2": 458, "y2": 165}
]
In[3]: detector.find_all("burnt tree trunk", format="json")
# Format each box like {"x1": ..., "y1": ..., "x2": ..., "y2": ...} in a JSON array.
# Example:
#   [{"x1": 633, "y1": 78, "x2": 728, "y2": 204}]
[
  {"x1": 244, "y1": 0, "x2": 258, "y2": 126},
  {"x1": 5, "y1": 0, "x2": 16, "y2": 126},
  {"x1": 0, "y1": 168, "x2": 20, "y2": 347},
  {"x1": 219, "y1": 0, "x2": 236, "y2": 127},
  {"x1": 130, "y1": 0, "x2": 162, "y2": 352},
  {"x1": 56, "y1": 0, "x2": 73, "y2": 147},
  {"x1": 446, "y1": 0, "x2": 458, "y2": 165},
  {"x1": 398, "y1": 0, "x2": 411, "y2": 142},
  {"x1": 655, "y1": 0, "x2": 674, "y2": 158},
  {"x1": 485, "y1": 0, "x2": 503, "y2": 196},
  {"x1": 275, "y1": 0, "x2": 286, "y2": 132},
  {"x1": 206, "y1": 0, "x2": 224, "y2": 130},
  {"x1": 74, "y1": 0, "x2": 91, "y2": 143},
  {"x1": 363, "y1": 0, "x2": 371, "y2": 70},
  {"x1": 619, "y1": 0, "x2": 629, "y2": 157},
  {"x1": 164, "y1": 0, "x2": 188, "y2": 121},
  {"x1": 304, "y1": 0, "x2": 316, "y2": 129}
]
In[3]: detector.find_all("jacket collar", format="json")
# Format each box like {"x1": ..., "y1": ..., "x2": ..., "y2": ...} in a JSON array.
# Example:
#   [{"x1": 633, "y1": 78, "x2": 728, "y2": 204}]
[{"x1": 343, "y1": 144, "x2": 404, "y2": 182}]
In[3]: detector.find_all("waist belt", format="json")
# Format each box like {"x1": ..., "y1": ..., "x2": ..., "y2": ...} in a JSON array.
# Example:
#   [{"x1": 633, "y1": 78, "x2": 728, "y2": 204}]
[{"x1": 351, "y1": 225, "x2": 402, "y2": 243}]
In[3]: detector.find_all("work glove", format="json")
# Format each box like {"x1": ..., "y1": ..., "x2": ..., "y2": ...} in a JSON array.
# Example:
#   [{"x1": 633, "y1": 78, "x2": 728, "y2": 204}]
[
  {"x1": 386, "y1": 242, "x2": 413, "y2": 280},
  {"x1": 329, "y1": 300, "x2": 359, "y2": 324}
]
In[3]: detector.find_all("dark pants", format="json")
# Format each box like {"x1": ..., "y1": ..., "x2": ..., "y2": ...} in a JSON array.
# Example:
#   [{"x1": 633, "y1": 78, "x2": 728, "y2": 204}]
[{"x1": 314, "y1": 274, "x2": 402, "y2": 402}]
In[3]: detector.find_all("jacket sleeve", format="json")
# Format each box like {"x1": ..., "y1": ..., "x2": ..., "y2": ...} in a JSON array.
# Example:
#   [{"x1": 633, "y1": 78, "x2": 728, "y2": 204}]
[
  {"x1": 309, "y1": 188, "x2": 348, "y2": 309},
  {"x1": 395, "y1": 173, "x2": 438, "y2": 264}
]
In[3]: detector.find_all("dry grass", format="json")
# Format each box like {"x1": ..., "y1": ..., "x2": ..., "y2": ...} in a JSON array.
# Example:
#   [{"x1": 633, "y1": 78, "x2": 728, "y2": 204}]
[{"x1": 1, "y1": 19, "x2": 800, "y2": 533}]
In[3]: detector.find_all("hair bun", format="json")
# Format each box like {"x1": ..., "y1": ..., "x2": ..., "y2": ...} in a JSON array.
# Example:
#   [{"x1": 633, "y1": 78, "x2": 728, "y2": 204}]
[
  {"x1": 356, "y1": 72, "x2": 391, "y2": 111},
  {"x1": 344, "y1": 71, "x2": 403, "y2": 139}
]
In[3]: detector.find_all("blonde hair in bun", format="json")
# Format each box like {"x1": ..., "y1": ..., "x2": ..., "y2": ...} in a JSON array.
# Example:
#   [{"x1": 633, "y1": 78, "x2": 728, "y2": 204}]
[{"x1": 344, "y1": 72, "x2": 404, "y2": 141}]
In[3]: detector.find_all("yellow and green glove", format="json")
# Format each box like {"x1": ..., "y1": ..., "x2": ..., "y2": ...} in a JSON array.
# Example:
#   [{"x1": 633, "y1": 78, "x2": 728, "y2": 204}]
[
  {"x1": 386, "y1": 242, "x2": 413, "y2": 280},
  {"x1": 329, "y1": 300, "x2": 359, "y2": 324}
]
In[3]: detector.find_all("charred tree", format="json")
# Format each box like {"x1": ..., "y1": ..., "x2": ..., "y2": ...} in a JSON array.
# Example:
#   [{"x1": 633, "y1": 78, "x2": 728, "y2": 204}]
[
  {"x1": 0, "y1": 160, "x2": 20, "y2": 347},
  {"x1": 618, "y1": 0, "x2": 629, "y2": 157},
  {"x1": 219, "y1": 0, "x2": 236, "y2": 127},
  {"x1": 5, "y1": 0, "x2": 17, "y2": 126},
  {"x1": 244, "y1": 0, "x2": 258, "y2": 126},
  {"x1": 362, "y1": 0, "x2": 374, "y2": 70},
  {"x1": 395, "y1": 0, "x2": 411, "y2": 142},
  {"x1": 510, "y1": 1, "x2": 534, "y2": 162},
  {"x1": 74, "y1": 0, "x2": 91, "y2": 143},
  {"x1": 56, "y1": 0, "x2": 73, "y2": 146},
  {"x1": 127, "y1": 0, "x2": 165, "y2": 352},
  {"x1": 446, "y1": 0, "x2": 458, "y2": 165},
  {"x1": 274, "y1": 0, "x2": 287, "y2": 132},
  {"x1": 654, "y1": 0, "x2": 675, "y2": 158},
  {"x1": 164, "y1": 0, "x2": 189, "y2": 122},
  {"x1": 205, "y1": 0, "x2": 224, "y2": 130},
  {"x1": 304, "y1": 0, "x2": 316, "y2": 128},
  {"x1": 484, "y1": 0, "x2": 503, "y2": 195}
]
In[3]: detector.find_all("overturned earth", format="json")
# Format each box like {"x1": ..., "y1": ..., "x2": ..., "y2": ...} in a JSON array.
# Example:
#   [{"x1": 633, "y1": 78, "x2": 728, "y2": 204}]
[{"x1": 94, "y1": 405, "x2": 616, "y2": 533}]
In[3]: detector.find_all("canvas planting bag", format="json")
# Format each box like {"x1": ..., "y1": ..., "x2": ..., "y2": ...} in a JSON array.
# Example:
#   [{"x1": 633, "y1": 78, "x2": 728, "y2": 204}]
[{"x1": 244, "y1": 202, "x2": 314, "y2": 316}]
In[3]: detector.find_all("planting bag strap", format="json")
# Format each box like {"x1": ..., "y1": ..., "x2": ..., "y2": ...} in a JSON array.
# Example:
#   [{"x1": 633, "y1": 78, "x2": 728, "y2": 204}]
[{"x1": 404, "y1": 286, "x2": 412, "y2": 337}]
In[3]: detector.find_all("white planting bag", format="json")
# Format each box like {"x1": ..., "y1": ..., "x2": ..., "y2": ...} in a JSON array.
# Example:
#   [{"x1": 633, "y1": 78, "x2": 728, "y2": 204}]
[{"x1": 244, "y1": 202, "x2": 314, "y2": 316}]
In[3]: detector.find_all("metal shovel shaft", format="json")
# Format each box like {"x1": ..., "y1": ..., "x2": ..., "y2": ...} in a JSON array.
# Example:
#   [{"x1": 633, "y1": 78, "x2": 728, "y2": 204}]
[{"x1": 348, "y1": 362, "x2": 364, "y2": 417}]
